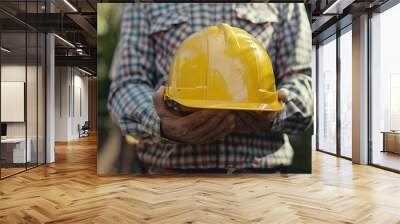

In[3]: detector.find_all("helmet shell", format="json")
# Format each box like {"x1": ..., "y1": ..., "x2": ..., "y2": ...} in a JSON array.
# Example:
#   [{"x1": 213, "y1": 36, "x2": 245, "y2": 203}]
[{"x1": 164, "y1": 23, "x2": 283, "y2": 111}]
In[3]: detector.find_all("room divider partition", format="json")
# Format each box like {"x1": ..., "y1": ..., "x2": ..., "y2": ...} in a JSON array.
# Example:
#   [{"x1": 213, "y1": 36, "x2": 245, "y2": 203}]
[{"x1": 0, "y1": 0, "x2": 47, "y2": 179}]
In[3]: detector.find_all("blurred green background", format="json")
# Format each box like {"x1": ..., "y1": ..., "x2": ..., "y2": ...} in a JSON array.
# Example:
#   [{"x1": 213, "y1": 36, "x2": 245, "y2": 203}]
[
  {"x1": 97, "y1": 4, "x2": 143, "y2": 174},
  {"x1": 97, "y1": 3, "x2": 119, "y2": 145}
]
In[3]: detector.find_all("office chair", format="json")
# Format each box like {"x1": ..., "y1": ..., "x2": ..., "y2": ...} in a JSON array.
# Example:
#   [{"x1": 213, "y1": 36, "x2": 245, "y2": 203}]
[{"x1": 78, "y1": 121, "x2": 90, "y2": 138}]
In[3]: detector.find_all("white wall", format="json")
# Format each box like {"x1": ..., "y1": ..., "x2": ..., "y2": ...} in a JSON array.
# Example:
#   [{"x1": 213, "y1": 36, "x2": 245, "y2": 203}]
[
  {"x1": 72, "y1": 73, "x2": 89, "y2": 137},
  {"x1": 55, "y1": 67, "x2": 69, "y2": 141},
  {"x1": 1, "y1": 82, "x2": 25, "y2": 122},
  {"x1": 1, "y1": 65, "x2": 26, "y2": 81},
  {"x1": 54, "y1": 67, "x2": 89, "y2": 141},
  {"x1": 1, "y1": 65, "x2": 36, "y2": 138},
  {"x1": 1, "y1": 63, "x2": 46, "y2": 164},
  {"x1": 1, "y1": 65, "x2": 26, "y2": 140}
]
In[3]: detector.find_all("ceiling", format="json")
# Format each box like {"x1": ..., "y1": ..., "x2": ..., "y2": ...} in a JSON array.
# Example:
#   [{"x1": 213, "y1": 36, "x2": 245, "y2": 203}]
[
  {"x1": 0, "y1": 0, "x2": 97, "y2": 75},
  {"x1": 311, "y1": 0, "x2": 390, "y2": 44},
  {"x1": 1, "y1": 0, "x2": 395, "y2": 74},
  {"x1": 1, "y1": 32, "x2": 45, "y2": 64}
]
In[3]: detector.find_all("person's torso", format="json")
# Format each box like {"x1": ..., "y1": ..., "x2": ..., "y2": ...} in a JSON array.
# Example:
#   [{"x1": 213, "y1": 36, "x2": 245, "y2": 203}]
[
  {"x1": 146, "y1": 3, "x2": 281, "y2": 89},
  {"x1": 137, "y1": 3, "x2": 287, "y2": 169}
]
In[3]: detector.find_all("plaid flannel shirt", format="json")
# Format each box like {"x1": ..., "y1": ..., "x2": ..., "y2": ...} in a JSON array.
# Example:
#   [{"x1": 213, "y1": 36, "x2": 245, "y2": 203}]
[{"x1": 108, "y1": 3, "x2": 313, "y2": 169}]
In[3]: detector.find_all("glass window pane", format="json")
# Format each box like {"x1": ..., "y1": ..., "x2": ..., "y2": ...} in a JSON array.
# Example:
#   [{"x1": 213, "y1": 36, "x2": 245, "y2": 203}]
[
  {"x1": 27, "y1": 31, "x2": 38, "y2": 169},
  {"x1": 340, "y1": 29, "x2": 352, "y2": 158},
  {"x1": 27, "y1": 0, "x2": 40, "y2": 169},
  {"x1": 312, "y1": 45, "x2": 317, "y2": 150},
  {"x1": 1, "y1": 28, "x2": 28, "y2": 177},
  {"x1": 38, "y1": 32, "x2": 45, "y2": 165},
  {"x1": 371, "y1": 3, "x2": 400, "y2": 171},
  {"x1": 1, "y1": 0, "x2": 46, "y2": 179},
  {"x1": 318, "y1": 37, "x2": 337, "y2": 154}
]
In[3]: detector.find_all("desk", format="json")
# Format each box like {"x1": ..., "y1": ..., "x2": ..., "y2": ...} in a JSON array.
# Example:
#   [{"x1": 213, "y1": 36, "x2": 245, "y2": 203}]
[
  {"x1": 382, "y1": 131, "x2": 400, "y2": 154},
  {"x1": 1, "y1": 138, "x2": 31, "y2": 163}
]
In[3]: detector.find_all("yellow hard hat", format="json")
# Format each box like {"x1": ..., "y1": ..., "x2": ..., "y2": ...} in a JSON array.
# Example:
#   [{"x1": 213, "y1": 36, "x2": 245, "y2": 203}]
[{"x1": 164, "y1": 23, "x2": 283, "y2": 111}]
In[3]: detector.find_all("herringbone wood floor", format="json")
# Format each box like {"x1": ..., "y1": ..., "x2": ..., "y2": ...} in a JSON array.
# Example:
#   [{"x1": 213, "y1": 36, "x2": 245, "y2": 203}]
[{"x1": 1, "y1": 134, "x2": 400, "y2": 224}]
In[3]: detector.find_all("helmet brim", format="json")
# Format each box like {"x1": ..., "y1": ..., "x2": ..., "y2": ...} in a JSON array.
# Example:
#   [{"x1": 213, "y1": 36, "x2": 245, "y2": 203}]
[{"x1": 169, "y1": 98, "x2": 283, "y2": 112}]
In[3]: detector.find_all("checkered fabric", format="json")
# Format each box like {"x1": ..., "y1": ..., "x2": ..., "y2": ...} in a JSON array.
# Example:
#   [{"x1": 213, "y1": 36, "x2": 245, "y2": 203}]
[{"x1": 108, "y1": 3, "x2": 313, "y2": 169}]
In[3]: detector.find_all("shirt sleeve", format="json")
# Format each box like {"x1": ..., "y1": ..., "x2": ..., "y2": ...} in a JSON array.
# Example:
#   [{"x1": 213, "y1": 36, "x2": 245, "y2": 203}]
[
  {"x1": 271, "y1": 3, "x2": 313, "y2": 134},
  {"x1": 107, "y1": 4, "x2": 166, "y2": 144}
]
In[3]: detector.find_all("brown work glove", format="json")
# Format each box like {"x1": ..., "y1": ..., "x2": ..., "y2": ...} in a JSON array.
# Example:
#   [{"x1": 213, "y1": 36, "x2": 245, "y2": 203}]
[
  {"x1": 153, "y1": 86, "x2": 236, "y2": 144},
  {"x1": 234, "y1": 89, "x2": 288, "y2": 134}
]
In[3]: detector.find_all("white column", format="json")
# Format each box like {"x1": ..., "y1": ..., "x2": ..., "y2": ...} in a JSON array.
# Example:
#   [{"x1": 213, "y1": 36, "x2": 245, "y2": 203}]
[
  {"x1": 352, "y1": 14, "x2": 369, "y2": 164},
  {"x1": 46, "y1": 32, "x2": 55, "y2": 163},
  {"x1": 45, "y1": 0, "x2": 56, "y2": 163}
]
